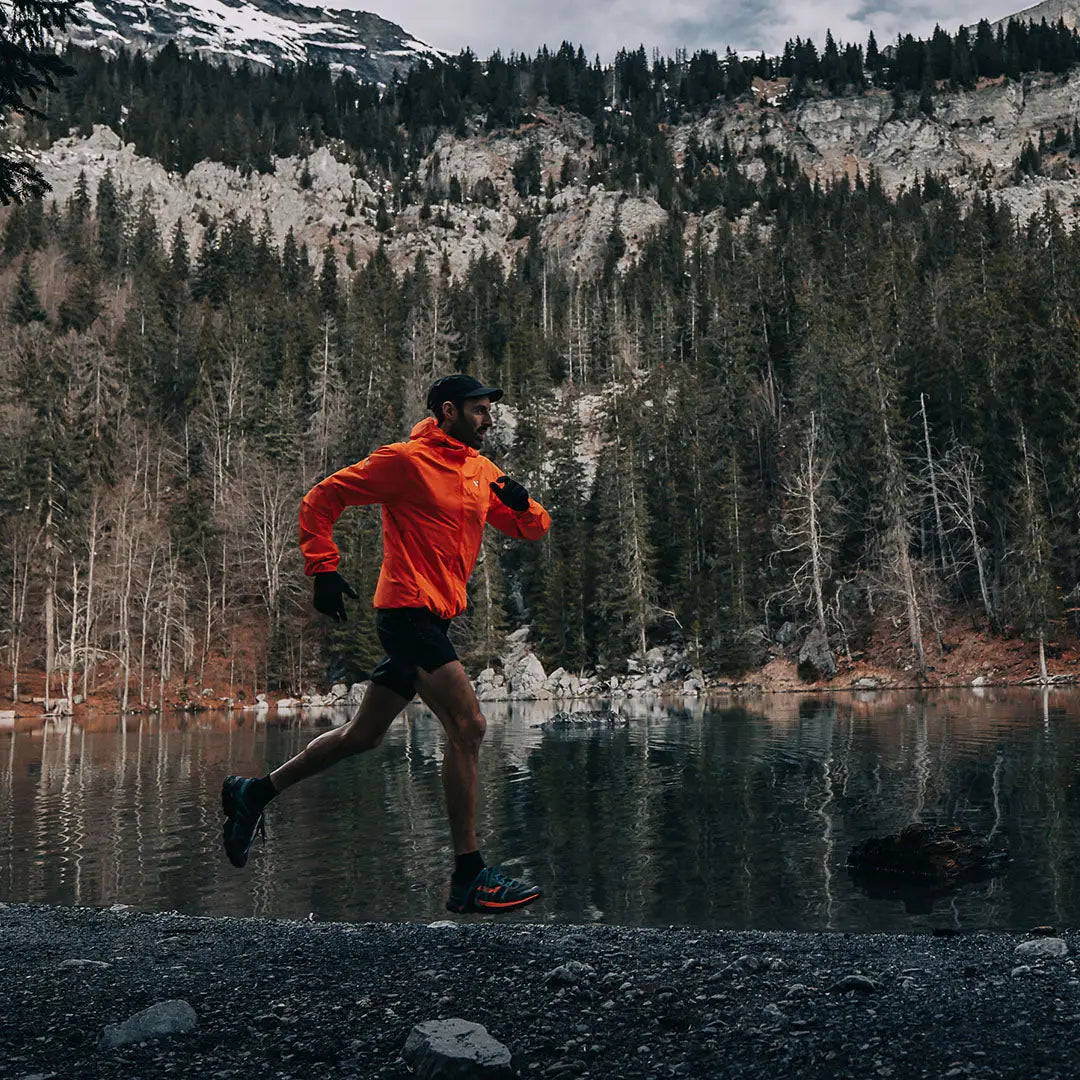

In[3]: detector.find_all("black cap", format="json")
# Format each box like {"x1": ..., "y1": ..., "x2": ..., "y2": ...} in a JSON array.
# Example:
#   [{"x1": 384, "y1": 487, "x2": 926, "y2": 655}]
[{"x1": 426, "y1": 374, "x2": 504, "y2": 413}]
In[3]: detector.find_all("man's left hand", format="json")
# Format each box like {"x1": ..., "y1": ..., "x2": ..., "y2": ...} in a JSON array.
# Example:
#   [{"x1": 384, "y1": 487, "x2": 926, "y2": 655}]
[{"x1": 490, "y1": 475, "x2": 530, "y2": 513}]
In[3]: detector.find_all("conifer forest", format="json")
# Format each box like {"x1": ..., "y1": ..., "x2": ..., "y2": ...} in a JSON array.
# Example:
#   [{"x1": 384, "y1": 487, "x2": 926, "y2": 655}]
[{"x1": 2, "y1": 24, "x2": 1080, "y2": 708}]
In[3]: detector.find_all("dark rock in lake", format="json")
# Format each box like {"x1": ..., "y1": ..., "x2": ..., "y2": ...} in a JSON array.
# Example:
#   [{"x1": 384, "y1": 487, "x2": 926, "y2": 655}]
[
  {"x1": 848, "y1": 824, "x2": 1009, "y2": 884},
  {"x1": 847, "y1": 824, "x2": 1009, "y2": 914},
  {"x1": 534, "y1": 710, "x2": 628, "y2": 730}
]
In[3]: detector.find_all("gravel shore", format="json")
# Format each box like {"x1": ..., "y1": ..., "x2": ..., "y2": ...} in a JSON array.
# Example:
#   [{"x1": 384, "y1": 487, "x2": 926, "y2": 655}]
[{"x1": 1, "y1": 903, "x2": 1077, "y2": 1079}]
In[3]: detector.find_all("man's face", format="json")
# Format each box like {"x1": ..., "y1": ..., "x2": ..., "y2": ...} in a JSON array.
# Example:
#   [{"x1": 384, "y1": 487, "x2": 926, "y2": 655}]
[{"x1": 443, "y1": 396, "x2": 493, "y2": 449}]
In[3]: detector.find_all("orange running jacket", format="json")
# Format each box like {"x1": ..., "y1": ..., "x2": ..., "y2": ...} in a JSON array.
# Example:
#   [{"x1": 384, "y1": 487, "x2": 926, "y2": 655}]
[{"x1": 299, "y1": 417, "x2": 551, "y2": 619}]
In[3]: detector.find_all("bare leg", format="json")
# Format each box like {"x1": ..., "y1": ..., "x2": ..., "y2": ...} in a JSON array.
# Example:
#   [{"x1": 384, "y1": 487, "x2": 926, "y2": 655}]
[
  {"x1": 416, "y1": 661, "x2": 485, "y2": 855},
  {"x1": 269, "y1": 682, "x2": 410, "y2": 793}
]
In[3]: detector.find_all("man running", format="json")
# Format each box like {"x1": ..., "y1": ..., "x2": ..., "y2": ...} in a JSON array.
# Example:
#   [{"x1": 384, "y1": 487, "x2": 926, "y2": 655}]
[{"x1": 220, "y1": 374, "x2": 551, "y2": 914}]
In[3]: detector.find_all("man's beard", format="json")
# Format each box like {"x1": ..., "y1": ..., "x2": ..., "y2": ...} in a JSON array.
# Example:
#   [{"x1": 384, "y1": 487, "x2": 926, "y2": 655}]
[{"x1": 448, "y1": 416, "x2": 482, "y2": 448}]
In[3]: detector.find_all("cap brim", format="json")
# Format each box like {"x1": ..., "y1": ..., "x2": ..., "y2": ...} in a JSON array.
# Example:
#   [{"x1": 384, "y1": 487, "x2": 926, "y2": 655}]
[{"x1": 465, "y1": 385, "x2": 503, "y2": 402}]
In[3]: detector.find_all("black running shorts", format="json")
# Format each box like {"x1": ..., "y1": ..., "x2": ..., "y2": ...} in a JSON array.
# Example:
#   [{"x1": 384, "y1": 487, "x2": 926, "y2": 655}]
[{"x1": 369, "y1": 607, "x2": 459, "y2": 700}]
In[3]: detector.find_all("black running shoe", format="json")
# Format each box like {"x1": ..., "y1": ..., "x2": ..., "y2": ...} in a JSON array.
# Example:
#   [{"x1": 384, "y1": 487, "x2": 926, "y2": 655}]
[
  {"x1": 221, "y1": 775, "x2": 266, "y2": 868},
  {"x1": 446, "y1": 866, "x2": 541, "y2": 913}
]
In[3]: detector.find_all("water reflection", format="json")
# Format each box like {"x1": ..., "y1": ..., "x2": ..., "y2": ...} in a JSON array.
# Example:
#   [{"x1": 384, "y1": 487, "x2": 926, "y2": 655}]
[{"x1": 1, "y1": 689, "x2": 1079, "y2": 932}]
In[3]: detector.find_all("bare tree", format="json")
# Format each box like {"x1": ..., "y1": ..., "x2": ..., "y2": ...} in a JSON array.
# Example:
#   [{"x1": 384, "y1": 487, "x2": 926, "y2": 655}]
[
  {"x1": 79, "y1": 493, "x2": 100, "y2": 700},
  {"x1": 307, "y1": 315, "x2": 347, "y2": 478},
  {"x1": 919, "y1": 393, "x2": 955, "y2": 578},
  {"x1": 1008, "y1": 423, "x2": 1055, "y2": 681},
  {"x1": 772, "y1": 411, "x2": 841, "y2": 643},
  {"x1": 5, "y1": 520, "x2": 39, "y2": 702},
  {"x1": 196, "y1": 333, "x2": 253, "y2": 505},
  {"x1": 228, "y1": 459, "x2": 304, "y2": 625},
  {"x1": 937, "y1": 443, "x2": 997, "y2": 629},
  {"x1": 873, "y1": 365, "x2": 925, "y2": 675}
]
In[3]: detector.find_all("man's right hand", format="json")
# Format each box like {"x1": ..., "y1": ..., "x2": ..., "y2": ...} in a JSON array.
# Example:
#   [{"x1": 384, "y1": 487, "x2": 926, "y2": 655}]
[{"x1": 313, "y1": 571, "x2": 358, "y2": 622}]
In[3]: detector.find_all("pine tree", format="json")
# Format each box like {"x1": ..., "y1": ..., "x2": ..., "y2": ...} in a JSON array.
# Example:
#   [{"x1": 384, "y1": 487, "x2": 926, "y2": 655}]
[
  {"x1": 58, "y1": 262, "x2": 101, "y2": 333},
  {"x1": 512, "y1": 143, "x2": 542, "y2": 197},
  {"x1": 462, "y1": 531, "x2": 509, "y2": 669},
  {"x1": 586, "y1": 393, "x2": 657, "y2": 662},
  {"x1": 9, "y1": 256, "x2": 48, "y2": 325},
  {"x1": 62, "y1": 170, "x2": 92, "y2": 262},
  {"x1": 0, "y1": 0, "x2": 80, "y2": 202},
  {"x1": 131, "y1": 188, "x2": 161, "y2": 269},
  {"x1": 535, "y1": 400, "x2": 589, "y2": 669},
  {"x1": 319, "y1": 242, "x2": 339, "y2": 313},
  {"x1": 281, "y1": 227, "x2": 302, "y2": 293},
  {"x1": 375, "y1": 197, "x2": 393, "y2": 232},
  {"x1": 96, "y1": 167, "x2": 124, "y2": 270},
  {"x1": 170, "y1": 219, "x2": 190, "y2": 280}
]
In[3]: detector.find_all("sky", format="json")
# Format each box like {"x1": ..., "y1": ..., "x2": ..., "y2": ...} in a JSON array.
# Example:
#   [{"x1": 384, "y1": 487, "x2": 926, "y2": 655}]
[{"x1": 356, "y1": 0, "x2": 1038, "y2": 59}]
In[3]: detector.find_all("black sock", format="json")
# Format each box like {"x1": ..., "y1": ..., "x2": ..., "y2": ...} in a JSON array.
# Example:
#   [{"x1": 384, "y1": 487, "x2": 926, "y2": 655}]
[
  {"x1": 248, "y1": 775, "x2": 278, "y2": 810},
  {"x1": 453, "y1": 850, "x2": 485, "y2": 884}
]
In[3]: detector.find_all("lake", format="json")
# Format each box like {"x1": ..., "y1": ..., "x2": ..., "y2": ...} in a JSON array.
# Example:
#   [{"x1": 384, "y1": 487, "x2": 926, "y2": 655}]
[{"x1": 1, "y1": 688, "x2": 1077, "y2": 932}]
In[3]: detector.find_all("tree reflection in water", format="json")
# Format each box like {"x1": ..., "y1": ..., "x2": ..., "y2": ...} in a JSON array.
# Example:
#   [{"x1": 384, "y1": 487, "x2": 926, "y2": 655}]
[{"x1": 1, "y1": 688, "x2": 1078, "y2": 931}]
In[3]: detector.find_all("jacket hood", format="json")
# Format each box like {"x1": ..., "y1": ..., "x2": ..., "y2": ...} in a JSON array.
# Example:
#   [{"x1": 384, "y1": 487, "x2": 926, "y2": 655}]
[{"x1": 409, "y1": 416, "x2": 478, "y2": 456}]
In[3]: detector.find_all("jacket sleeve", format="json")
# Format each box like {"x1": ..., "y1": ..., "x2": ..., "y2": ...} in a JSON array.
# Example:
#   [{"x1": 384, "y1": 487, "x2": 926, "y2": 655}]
[
  {"x1": 486, "y1": 490, "x2": 551, "y2": 541},
  {"x1": 299, "y1": 446, "x2": 407, "y2": 575}
]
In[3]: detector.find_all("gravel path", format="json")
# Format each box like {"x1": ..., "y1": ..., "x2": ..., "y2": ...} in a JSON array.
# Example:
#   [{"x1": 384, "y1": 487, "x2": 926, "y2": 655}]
[{"x1": 1, "y1": 903, "x2": 1077, "y2": 1079}]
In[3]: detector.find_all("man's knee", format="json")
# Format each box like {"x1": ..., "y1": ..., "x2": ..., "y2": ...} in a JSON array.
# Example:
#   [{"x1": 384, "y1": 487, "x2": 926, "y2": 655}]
[
  {"x1": 339, "y1": 720, "x2": 384, "y2": 755},
  {"x1": 447, "y1": 707, "x2": 486, "y2": 747}
]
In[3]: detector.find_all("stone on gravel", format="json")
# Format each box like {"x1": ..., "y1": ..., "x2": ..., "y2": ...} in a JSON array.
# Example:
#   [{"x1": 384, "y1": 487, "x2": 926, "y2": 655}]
[
  {"x1": 1015, "y1": 937, "x2": 1067, "y2": 959},
  {"x1": 544, "y1": 960, "x2": 594, "y2": 985},
  {"x1": 830, "y1": 974, "x2": 879, "y2": 993},
  {"x1": 402, "y1": 1017, "x2": 514, "y2": 1079},
  {"x1": 852, "y1": 677, "x2": 882, "y2": 689},
  {"x1": 99, "y1": 999, "x2": 198, "y2": 1048}
]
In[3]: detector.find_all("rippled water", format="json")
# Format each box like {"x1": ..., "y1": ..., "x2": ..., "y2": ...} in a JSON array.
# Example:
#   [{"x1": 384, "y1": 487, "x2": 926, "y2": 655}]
[{"x1": 2, "y1": 689, "x2": 1079, "y2": 931}]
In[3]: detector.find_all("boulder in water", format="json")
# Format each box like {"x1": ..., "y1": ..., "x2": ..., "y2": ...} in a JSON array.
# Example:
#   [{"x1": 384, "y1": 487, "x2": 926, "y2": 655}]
[{"x1": 848, "y1": 823, "x2": 1009, "y2": 884}]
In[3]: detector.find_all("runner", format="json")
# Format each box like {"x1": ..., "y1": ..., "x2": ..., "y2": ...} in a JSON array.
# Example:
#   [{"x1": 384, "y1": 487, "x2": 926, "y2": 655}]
[{"x1": 220, "y1": 374, "x2": 551, "y2": 914}]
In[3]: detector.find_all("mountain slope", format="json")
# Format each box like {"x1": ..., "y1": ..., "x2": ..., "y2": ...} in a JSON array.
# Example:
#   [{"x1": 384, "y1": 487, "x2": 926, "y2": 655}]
[
  {"x1": 987, "y1": 0, "x2": 1080, "y2": 30},
  {"x1": 67, "y1": 0, "x2": 441, "y2": 82}
]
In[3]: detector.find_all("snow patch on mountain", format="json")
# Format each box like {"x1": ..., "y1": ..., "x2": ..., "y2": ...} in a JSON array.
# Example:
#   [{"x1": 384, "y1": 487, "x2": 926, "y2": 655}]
[{"x1": 65, "y1": 0, "x2": 443, "y2": 83}]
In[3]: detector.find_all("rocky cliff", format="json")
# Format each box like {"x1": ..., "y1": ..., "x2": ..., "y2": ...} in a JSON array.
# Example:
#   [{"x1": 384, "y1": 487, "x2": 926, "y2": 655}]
[{"x1": 27, "y1": 61, "x2": 1080, "y2": 280}]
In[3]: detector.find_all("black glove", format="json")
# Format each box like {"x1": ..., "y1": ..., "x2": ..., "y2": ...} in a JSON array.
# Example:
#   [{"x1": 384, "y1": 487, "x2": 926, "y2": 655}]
[
  {"x1": 312, "y1": 571, "x2": 358, "y2": 622},
  {"x1": 490, "y1": 475, "x2": 530, "y2": 513}
]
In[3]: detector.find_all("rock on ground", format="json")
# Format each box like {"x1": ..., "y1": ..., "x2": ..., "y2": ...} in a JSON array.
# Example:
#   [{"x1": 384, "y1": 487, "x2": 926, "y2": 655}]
[
  {"x1": 99, "y1": 999, "x2": 197, "y2": 1048},
  {"x1": 798, "y1": 626, "x2": 837, "y2": 681},
  {"x1": 402, "y1": 1018, "x2": 513, "y2": 1079},
  {"x1": 1, "y1": 904, "x2": 1078, "y2": 1079}
]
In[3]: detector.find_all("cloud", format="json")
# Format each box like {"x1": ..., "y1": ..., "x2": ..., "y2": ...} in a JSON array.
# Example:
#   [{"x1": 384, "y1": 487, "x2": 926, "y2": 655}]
[{"x1": 354, "y1": 0, "x2": 1032, "y2": 60}]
